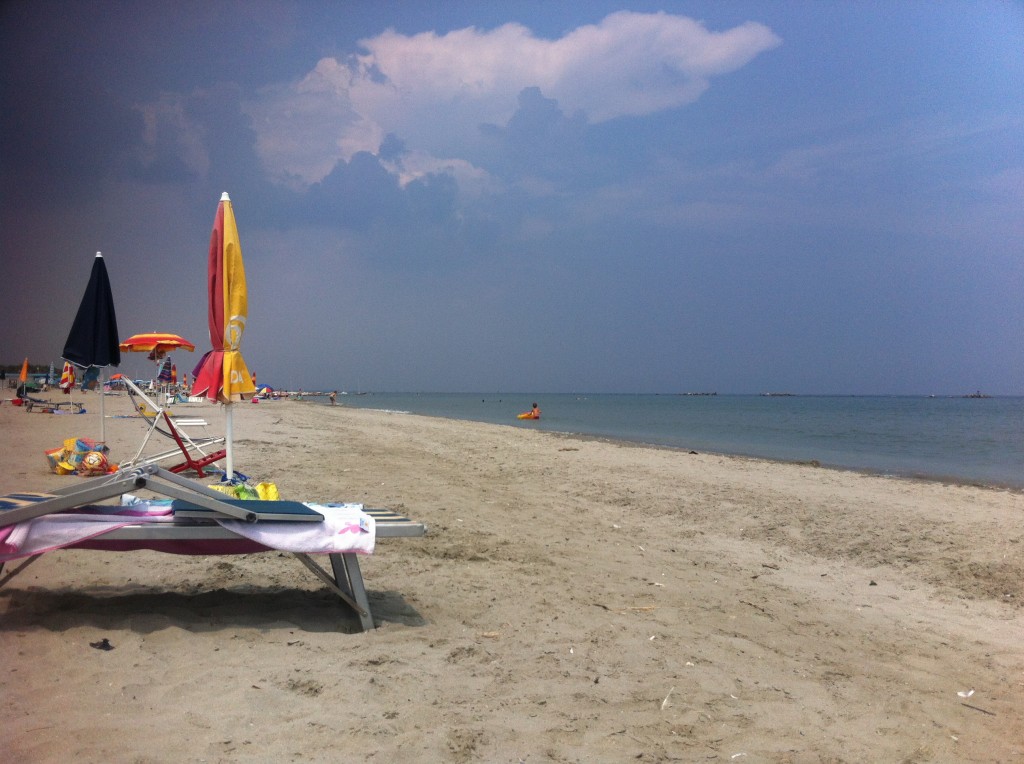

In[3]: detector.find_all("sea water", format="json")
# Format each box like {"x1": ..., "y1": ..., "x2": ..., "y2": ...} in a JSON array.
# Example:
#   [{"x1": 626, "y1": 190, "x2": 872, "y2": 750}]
[{"x1": 318, "y1": 393, "x2": 1024, "y2": 489}]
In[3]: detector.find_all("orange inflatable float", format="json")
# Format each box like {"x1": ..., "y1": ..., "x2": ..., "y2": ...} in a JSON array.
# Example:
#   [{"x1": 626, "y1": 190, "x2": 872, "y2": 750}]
[{"x1": 517, "y1": 403, "x2": 541, "y2": 420}]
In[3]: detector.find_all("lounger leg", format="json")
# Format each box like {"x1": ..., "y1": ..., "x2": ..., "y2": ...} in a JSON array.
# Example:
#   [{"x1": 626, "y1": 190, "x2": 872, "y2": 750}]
[
  {"x1": 293, "y1": 553, "x2": 375, "y2": 631},
  {"x1": 330, "y1": 553, "x2": 375, "y2": 632},
  {"x1": 0, "y1": 555, "x2": 42, "y2": 587}
]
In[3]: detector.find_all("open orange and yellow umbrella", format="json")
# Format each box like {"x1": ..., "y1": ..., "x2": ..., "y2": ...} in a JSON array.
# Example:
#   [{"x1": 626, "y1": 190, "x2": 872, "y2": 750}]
[
  {"x1": 119, "y1": 333, "x2": 196, "y2": 358},
  {"x1": 191, "y1": 192, "x2": 256, "y2": 479}
]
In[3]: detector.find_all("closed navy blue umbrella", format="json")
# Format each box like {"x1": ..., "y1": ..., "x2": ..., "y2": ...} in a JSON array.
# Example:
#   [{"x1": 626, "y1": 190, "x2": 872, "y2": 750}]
[{"x1": 63, "y1": 251, "x2": 120, "y2": 442}]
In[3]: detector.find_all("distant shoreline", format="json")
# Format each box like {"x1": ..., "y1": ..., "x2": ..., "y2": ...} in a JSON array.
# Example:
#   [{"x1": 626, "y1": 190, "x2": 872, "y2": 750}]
[
  {"x1": 331, "y1": 403, "x2": 1024, "y2": 493},
  {"x1": 296, "y1": 395, "x2": 1024, "y2": 491}
]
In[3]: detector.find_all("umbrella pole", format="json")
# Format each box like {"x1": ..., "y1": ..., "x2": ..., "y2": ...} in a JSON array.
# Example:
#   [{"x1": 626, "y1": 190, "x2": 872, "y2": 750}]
[
  {"x1": 99, "y1": 369, "x2": 106, "y2": 443},
  {"x1": 225, "y1": 404, "x2": 234, "y2": 481}
]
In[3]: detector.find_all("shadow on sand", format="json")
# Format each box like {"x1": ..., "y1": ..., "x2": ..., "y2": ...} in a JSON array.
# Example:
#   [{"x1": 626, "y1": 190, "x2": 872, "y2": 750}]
[{"x1": 0, "y1": 585, "x2": 426, "y2": 634}]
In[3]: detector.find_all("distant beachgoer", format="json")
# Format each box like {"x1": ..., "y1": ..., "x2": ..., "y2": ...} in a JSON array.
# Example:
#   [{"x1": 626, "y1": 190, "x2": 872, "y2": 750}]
[
  {"x1": 329, "y1": 390, "x2": 337, "y2": 405},
  {"x1": 531, "y1": 402, "x2": 541, "y2": 419}
]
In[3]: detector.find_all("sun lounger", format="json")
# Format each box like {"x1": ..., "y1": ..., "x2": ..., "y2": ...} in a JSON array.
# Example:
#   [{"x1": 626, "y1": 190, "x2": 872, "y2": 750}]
[
  {"x1": 16, "y1": 391, "x2": 83, "y2": 414},
  {"x1": 23, "y1": 398, "x2": 84, "y2": 414},
  {"x1": 0, "y1": 465, "x2": 426, "y2": 631}
]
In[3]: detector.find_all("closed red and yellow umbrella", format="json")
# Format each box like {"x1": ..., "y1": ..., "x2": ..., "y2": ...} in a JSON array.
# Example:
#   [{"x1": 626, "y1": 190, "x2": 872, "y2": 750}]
[
  {"x1": 191, "y1": 192, "x2": 256, "y2": 479},
  {"x1": 191, "y1": 193, "x2": 255, "y2": 404},
  {"x1": 19, "y1": 357, "x2": 28, "y2": 384},
  {"x1": 59, "y1": 361, "x2": 76, "y2": 392}
]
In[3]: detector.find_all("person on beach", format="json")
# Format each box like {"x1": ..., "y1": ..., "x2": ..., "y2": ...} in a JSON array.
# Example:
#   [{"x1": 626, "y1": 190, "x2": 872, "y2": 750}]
[
  {"x1": 329, "y1": 390, "x2": 337, "y2": 405},
  {"x1": 531, "y1": 402, "x2": 541, "y2": 419}
]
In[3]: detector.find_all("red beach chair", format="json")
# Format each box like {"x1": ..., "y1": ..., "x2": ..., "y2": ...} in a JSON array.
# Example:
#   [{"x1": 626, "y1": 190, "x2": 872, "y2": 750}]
[{"x1": 120, "y1": 378, "x2": 226, "y2": 477}]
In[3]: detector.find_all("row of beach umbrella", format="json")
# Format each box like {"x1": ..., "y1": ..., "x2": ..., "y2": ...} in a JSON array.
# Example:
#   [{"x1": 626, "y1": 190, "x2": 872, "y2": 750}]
[{"x1": 60, "y1": 192, "x2": 255, "y2": 478}]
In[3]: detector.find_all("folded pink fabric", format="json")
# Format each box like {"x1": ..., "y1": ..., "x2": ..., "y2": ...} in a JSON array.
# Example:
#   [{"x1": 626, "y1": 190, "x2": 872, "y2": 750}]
[{"x1": 0, "y1": 505, "x2": 174, "y2": 560}]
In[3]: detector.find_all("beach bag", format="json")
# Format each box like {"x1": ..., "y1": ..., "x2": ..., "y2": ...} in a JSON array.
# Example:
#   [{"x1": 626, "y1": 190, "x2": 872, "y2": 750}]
[
  {"x1": 255, "y1": 482, "x2": 280, "y2": 501},
  {"x1": 209, "y1": 481, "x2": 280, "y2": 501},
  {"x1": 210, "y1": 483, "x2": 259, "y2": 500},
  {"x1": 233, "y1": 484, "x2": 260, "y2": 500}
]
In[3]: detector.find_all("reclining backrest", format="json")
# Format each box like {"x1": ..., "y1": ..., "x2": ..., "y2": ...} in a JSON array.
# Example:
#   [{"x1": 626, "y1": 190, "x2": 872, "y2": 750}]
[{"x1": 121, "y1": 377, "x2": 165, "y2": 415}]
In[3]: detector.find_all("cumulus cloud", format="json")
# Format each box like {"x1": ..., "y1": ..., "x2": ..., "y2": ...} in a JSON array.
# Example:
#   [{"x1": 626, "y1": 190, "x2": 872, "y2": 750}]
[
  {"x1": 245, "y1": 11, "x2": 780, "y2": 188},
  {"x1": 244, "y1": 58, "x2": 372, "y2": 189}
]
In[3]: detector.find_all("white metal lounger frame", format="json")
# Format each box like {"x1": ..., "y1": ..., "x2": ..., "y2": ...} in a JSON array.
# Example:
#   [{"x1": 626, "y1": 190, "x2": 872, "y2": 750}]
[
  {"x1": 0, "y1": 465, "x2": 427, "y2": 631},
  {"x1": 0, "y1": 464, "x2": 261, "y2": 525},
  {"x1": 118, "y1": 378, "x2": 226, "y2": 475}
]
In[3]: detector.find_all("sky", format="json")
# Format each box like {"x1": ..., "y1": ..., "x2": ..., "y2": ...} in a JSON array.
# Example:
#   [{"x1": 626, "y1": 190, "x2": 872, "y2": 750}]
[{"x1": 1, "y1": 1, "x2": 1022, "y2": 395}]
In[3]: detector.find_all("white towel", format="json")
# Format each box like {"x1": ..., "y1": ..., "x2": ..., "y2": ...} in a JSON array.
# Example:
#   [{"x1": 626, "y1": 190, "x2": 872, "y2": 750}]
[{"x1": 215, "y1": 503, "x2": 375, "y2": 555}]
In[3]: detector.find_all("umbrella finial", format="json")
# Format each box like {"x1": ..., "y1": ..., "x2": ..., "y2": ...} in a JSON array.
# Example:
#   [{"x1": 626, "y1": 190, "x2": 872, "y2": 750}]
[
  {"x1": 95, "y1": 251, "x2": 102, "y2": 258},
  {"x1": 220, "y1": 192, "x2": 230, "y2": 201}
]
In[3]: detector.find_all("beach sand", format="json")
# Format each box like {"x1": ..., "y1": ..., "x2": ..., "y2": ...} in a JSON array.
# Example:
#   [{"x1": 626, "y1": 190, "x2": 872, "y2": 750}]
[{"x1": 1, "y1": 392, "x2": 1021, "y2": 762}]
